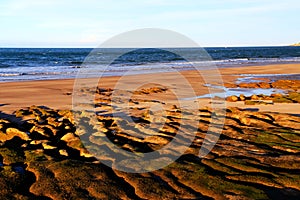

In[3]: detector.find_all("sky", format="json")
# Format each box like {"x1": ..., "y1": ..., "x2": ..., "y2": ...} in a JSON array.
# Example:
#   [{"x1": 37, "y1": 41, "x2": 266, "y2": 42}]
[{"x1": 1, "y1": 0, "x2": 300, "y2": 47}]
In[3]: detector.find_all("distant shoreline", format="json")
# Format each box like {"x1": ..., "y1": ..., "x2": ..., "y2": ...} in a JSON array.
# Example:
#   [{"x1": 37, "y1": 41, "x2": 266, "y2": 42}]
[{"x1": 291, "y1": 42, "x2": 300, "y2": 46}]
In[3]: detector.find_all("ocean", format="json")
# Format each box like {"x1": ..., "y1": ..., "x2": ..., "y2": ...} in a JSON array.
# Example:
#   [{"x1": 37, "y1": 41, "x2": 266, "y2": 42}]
[{"x1": 0, "y1": 46, "x2": 300, "y2": 82}]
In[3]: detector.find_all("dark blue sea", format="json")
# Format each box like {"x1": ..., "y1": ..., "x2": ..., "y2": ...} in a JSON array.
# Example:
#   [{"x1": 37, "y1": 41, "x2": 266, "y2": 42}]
[{"x1": 0, "y1": 47, "x2": 300, "y2": 82}]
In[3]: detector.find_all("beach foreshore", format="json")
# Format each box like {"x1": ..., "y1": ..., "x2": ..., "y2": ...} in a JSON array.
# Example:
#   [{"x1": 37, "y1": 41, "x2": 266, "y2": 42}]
[{"x1": 0, "y1": 63, "x2": 299, "y2": 114}]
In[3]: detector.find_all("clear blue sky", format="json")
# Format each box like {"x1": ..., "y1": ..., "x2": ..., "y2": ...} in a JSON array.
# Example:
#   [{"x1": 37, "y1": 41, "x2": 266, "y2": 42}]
[{"x1": 1, "y1": 0, "x2": 300, "y2": 47}]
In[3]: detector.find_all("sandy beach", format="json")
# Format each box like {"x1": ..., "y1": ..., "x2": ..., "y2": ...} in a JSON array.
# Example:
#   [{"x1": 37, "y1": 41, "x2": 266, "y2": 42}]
[{"x1": 1, "y1": 63, "x2": 299, "y2": 114}]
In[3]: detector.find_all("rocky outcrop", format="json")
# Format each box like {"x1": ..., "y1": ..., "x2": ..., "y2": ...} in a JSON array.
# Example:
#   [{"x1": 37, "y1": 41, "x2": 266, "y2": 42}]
[
  {"x1": 226, "y1": 95, "x2": 239, "y2": 102},
  {"x1": 223, "y1": 79, "x2": 300, "y2": 104},
  {"x1": 225, "y1": 79, "x2": 300, "y2": 91},
  {"x1": 226, "y1": 91, "x2": 300, "y2": 104},
  {"x1": 1, "y1": 87, "x2": 300, "y2": 199}
]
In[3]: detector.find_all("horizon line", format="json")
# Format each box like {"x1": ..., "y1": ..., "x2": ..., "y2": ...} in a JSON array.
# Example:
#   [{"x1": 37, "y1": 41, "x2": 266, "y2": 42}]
[{"x1": 0, "y1": 44, "x2": 294, "y2": 48}]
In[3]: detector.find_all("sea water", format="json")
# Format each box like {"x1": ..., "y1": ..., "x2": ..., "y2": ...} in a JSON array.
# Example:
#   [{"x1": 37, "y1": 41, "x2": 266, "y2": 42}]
[{"x1": 1, "y1": 47, "x2": 300, "y2": 82}]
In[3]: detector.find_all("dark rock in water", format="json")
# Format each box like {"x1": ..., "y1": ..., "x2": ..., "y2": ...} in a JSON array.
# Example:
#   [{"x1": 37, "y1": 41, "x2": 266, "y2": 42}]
[
  {"x1": 271, "y1": 80, "x2": 300, "y2": 90},
  {"x1": 224, "y1": 83, "x2": 238, "y2": 88},
  {"x1": 251, "y1": 94, "x2": 259, "y2": 100},
  {"x1": 258, "y1": 82, "x2": 271, "y2": 89},
  {"x1": 226, "y1": 95, "x2": 239, "y2": 102},
  {"x1": 271, "y1": 93, "x2": 283, "y2": 98},
  {"x1": 239, "y1": 94, "x2": 246, "y2": 101},
  {"x1": 239, "y1": 82, "x2": 259, "y2": 88}
]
